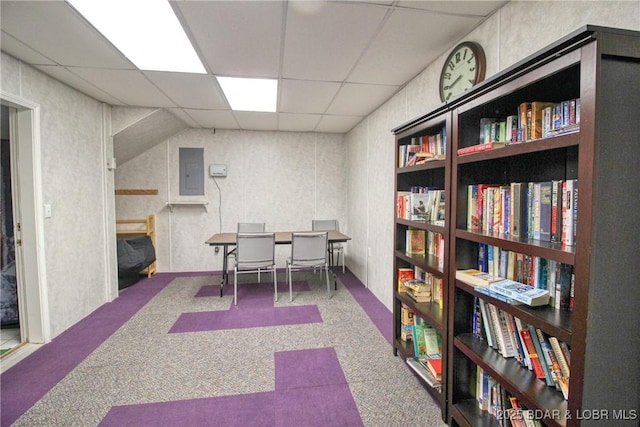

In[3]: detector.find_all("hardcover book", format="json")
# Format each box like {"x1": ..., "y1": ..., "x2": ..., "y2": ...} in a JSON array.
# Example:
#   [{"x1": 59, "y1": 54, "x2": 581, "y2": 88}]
[
  {"x1": 489, "y1": 279, "x2": 550, "y2": 306},
  {"x1": 406, "y1": 229, "x2": 425, "y2": 255},
  {"x1": 456, "y1": 269, "x2": 505, "y2": 288},
  {"x1": 397, "y1": 268, "x2": 414, "y2": 293}
]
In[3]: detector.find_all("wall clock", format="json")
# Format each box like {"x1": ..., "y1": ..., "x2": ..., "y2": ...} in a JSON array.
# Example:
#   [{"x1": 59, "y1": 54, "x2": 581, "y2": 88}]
[{"x1": 439, "y1": 41, "x2": 486, "y2": 102}]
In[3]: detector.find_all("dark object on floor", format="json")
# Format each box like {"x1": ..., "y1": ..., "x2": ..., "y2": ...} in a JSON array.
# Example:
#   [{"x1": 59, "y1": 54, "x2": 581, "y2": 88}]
[
  {"x1": 1, "y1": 260, "x2": 19, "y2": 328},
  {"x1": 117, "y1": 236, "x2": 156, "y2": 290}
]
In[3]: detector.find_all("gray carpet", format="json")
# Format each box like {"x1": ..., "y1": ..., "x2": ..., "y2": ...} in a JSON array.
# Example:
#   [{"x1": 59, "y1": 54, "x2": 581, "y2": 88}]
[{"x1": 5, "y1": 271, "x2": 446, "y2": 426}]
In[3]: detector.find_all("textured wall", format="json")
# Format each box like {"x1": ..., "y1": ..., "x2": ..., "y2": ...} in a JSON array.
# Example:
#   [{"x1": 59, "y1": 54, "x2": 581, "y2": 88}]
[
  {"x1": 115, "y1": 129, "x2": 346, "y2": 271},
  {"x1": 1, "y1": 52, "x2": 114, "y2": 337},
  {"x1": 345, "y1": 1, "x2": 640, "y2": 310}
]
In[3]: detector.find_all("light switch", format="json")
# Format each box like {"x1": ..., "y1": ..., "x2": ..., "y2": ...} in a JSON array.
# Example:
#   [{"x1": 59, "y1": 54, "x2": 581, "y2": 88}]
[{"x1": 44, "y1": 204, "x2": 52, "y2": 218}]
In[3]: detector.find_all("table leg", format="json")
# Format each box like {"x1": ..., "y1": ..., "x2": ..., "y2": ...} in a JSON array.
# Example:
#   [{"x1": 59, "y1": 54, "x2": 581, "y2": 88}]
[{"x1": 221, "y1": 245, "x2": 229, "y2": 297}]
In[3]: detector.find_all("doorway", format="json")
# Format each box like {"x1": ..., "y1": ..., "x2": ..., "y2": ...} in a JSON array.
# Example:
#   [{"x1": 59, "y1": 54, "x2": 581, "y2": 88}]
[
  {"x1": 1, "y1": 105, "x2": 20, "y2": 356},
  {"x1": 0, "y1": 92, "x2": 50, "y2": 368}
]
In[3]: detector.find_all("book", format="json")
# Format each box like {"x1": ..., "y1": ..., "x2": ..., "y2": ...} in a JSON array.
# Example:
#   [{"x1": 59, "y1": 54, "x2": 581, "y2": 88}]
[
  {"x1": 426, "y1": 357, "x2": 442, "y2": 381},
  {"x1": 457, "y1": 141, "x2": 505, "y2": 155},
  {"x1": 455, "y1": 269, "x2": 505, "y2": 287},
  {"x1": 478, "y1": 299, "x2": 496, "y2": 348},
  {"x1": 474, "y1": 286, "x2": 522, "y2": 305},
  {"x1": 506, "y1": 115, "x2": 518, "y2": 143},
  {"x1": 406, "y1": 229, "x2": 425, "y2": 255},
  {"x1": 549, "y1": 336, "x2": 571, "y2": 391},
  {"x1": 530, "y1": 101, "x2": 556, "y2": 140},
  {"x1": 423, "y1": 326, "x2": 442, "y2": 358},
  {"x1": 538, "y1": 181, "x2": 552, "y2": 242},
  {"x1": 550, "y1": 180, "x2": 563, "y2": 243},
  {"x1": 409, "y1": 192, "x2": 430, "y2": 221},
  {"x1": 518, "y1": 102, "x2": 531, "y2": 142},
  {"x1": 489, "y1": 304, "x2": 515, "y2": 358},
  {"x1": 405, "y1": 358, "x2": 441, "y2": 389},
  {"x1": 397, "y1": 268, "x2": 414, "y2": 293},
  {"x1": 489, "y1": 279, "x2": 550, "y2": 306},
  {"x1": 519, "y1": 327, "x2": 546, "y2": 379},
  {"x1": 532, "y1": 327, "x2": 557, "y2": 387},
  {"x1": 412, "y1": 320, "x2": 427, "y2": 357}
]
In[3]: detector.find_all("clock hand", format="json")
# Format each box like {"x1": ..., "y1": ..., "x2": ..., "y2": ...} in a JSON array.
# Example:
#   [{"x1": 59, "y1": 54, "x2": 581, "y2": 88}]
[{"x1": 444, "y1": 75, "x2": 462, "y2": 90}]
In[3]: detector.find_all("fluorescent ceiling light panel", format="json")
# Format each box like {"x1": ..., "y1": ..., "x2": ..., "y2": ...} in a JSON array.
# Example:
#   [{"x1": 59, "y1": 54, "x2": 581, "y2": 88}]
[
  {"x1": 217, "y1": 77, "x2": 278, "y2": 112},
  {"x1": 67, "y1": 0, "x2": 205, "y2": 73}
]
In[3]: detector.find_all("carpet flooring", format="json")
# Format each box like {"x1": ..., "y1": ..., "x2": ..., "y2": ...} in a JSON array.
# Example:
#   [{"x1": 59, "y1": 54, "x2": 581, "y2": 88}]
[{"x1": 0, "y1": 269, "x2": 446, "y2": 427}]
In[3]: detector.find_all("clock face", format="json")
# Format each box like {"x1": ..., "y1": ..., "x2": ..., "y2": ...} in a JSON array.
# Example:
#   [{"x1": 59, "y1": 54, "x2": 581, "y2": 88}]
[{"x1": 439, "y1": 42, "x2": 486, "y2": 102}]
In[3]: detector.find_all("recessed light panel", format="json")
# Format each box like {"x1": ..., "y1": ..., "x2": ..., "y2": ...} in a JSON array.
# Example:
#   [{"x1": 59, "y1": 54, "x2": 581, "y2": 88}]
[
  {"x1": 68, "y1": 0, "x2": 206, "y2": 74},
  {"x1": 217, "y1": 77, "x2": 278, "y2": 112}
]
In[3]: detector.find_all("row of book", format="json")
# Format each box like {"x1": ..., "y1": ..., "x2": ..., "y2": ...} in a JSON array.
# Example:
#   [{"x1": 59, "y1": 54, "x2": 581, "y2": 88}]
[
  {"x1": 467, "y1": 179, "x2": 578, "y2": 246},
  {"x1": 457, "y1": 97, "x2": 581, "y2": 155},
  {"x1": 398, "y1": 128, "x2": 447, "y2": 167},
  {"x1": 405, "y1": 229, "x2": 445, "y2": 270},
  {"x1": 476, "y1": 366, "x2": 545, "y2": 427},
  {"x1": 398, "y1": 267, "x2": 444, "y2": 305},
  {"x1": 400, "y1": 305, "x2": 443, "y2": 388},
  {"x1": 472, "y1": 298, "x2": 571, "y2": 400},
  {"x1": 396, "y1": 188, "x2": 445, "y2": 225},
  {"x1": 477, "y1": 244, "x2": 574, "y2": 311}
]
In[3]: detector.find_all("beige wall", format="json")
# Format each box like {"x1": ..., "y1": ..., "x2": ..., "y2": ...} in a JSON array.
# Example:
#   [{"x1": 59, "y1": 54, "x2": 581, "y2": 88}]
[
  {"x1": 115, "y1": 129, "x2": 346, "y2": 271},
  {"x1": 1, "y1": 53, "x2": 117, "y2": 338},
  {"x1": 345, "y1": 1, "x2": 640, "y2": 310}
]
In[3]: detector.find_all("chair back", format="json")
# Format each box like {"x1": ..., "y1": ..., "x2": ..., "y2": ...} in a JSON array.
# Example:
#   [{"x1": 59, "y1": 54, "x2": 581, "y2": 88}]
[
  {"x1": 238, "y1": 222, "x2": 266, "y2": 232},
  {"x1": 236, "y1": 232, "x2": 275, "y2": 269},
  {"x1": 312, "y1": 219, "x2": 339, "y2": 232},
  {"x1": 290, "y1": 232, "x2": 328, "y2": 266}
]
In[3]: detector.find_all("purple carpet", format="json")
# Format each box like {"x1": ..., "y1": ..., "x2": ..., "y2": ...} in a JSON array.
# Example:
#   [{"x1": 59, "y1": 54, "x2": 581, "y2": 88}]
[
  {"x1": 99, "y1": 347, "x2": 363, "y2": 427},
  {"x1": 1, "y1": 269, "x2": 389, "y2": 427},
  {"x1": 170, "y1": 280, "x2": 323, "y2": 333},
  {"x1": 0, "y1": 273, "x2": 178, "y2": 427}
]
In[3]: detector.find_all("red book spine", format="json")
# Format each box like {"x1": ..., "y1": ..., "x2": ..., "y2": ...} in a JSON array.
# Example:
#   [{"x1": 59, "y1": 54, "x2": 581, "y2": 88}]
[{"x1": 520, "y1": 329, "x2": 546, "y2": 379}]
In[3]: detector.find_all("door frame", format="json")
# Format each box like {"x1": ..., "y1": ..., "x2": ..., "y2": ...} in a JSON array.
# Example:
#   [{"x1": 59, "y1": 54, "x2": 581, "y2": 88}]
[{"x1": 2, "y1": 91, "x2": 50, "y2": 344}]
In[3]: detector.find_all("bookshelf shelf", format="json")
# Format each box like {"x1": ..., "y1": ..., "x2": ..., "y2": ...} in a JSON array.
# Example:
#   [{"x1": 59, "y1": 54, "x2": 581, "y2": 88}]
[{"x1": 393, "y1": 25, "x2": 640, "y2": 427}]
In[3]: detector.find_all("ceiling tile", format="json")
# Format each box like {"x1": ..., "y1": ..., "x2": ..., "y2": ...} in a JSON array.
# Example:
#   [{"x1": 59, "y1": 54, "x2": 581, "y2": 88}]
[
  {"x1": 397, "y1": 1, "x2": 507, "y2": 16},
  {"x1": 315, "y1": 115, "x2": 364, "y2": 134},
  {"x1": 0, "y1": 1, "x2": 134, "y2": 69},
  {"x1": 279, "y1": 79, "x2": 341, "y2": 114},
  {"x1": 33, "y1": 65, "x2": 125, "y2": 105},
  {"x1": 167, "y1": 108, "x2": 201, "y2": 128},
  {"x1": 144, "y1": 71, "x2": 228, "y2": 110},
  {"x1": 283, "y1": 1, "x2": 388, "y2": 81},
  {"x1": 184, "y1": 109, "x2": 239, "y2": 130},
  {"x1": 327, "y1": 83, "x2": 399, "y2": 116},
  {"x1": 278, "y1": 113, "x2": 322, "y2": 132},
  {"x1": 68, "y1": 67, "x2": 176, "y2": 108},
  {"x1": 174, "y1": 1, "x2": 284, "y2": 77},
  {"x1": 0, "y1": 31, "x2": 57, "y2": 66},
  {"x1": 234, "y1": 111, "x2": 278, "y2": 131},
  {"x1": 348, "y1": 8, "x2": 481, "y2": 85}
]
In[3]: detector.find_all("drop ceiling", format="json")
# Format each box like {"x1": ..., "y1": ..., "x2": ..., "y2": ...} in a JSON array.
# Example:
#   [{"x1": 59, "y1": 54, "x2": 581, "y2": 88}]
[{"x1": 1, "y1": 1, "x2": 507, "y2": 134}]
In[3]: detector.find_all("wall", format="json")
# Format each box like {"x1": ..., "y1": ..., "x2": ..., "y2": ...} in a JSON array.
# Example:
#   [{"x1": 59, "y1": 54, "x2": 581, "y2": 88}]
[
  {"x1": 0, "y1": 52, "x2": 116, "y2": 338},
  {"x1": 115, "y1": 129, "x2": 346, "y2": 271},
  {"x1": 345, "y1": 1, "x2": 640, "y2": 310}
]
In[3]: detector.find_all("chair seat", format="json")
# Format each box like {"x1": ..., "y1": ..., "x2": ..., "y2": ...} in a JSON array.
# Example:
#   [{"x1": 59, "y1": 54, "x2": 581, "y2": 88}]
[{"x1": 237, "y1": 260, "x2": 275, "y2": 270}]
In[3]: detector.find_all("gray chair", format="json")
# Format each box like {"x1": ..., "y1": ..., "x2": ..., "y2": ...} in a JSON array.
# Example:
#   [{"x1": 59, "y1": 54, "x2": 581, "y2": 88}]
[
  {"x1": 286, "y1": 232, "x2": 331, "y2": 301},
  {"x1": 312, "y1": 219, "x2": 345, "y2": 273},
  {"x1": 233, "y1": 232, "x2": 277, "y2": 305},
  {"x1": 228, "y1": 222, "x2": 266, "y2": 281}
]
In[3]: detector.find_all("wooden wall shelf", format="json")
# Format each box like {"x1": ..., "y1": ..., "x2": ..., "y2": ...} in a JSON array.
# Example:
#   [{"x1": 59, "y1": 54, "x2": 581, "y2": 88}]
[{"x1": 115, "y1": 189, "x2": 159, "y2": 195}]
